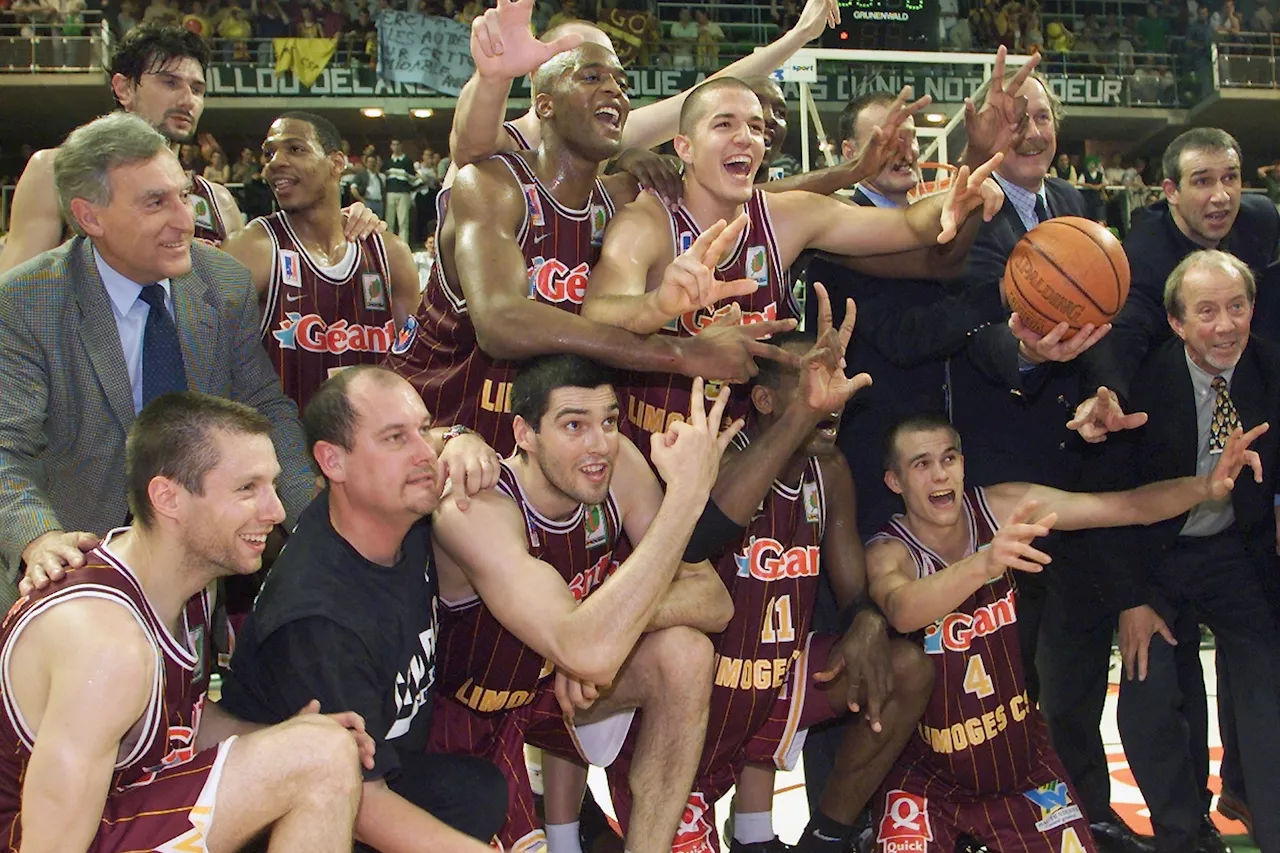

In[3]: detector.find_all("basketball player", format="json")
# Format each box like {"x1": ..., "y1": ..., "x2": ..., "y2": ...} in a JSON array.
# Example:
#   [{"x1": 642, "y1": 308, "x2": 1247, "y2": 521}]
[
  {"x1": 0, "y1": 25, "x2": 380, "y2": 273},
  {"x1": 220, "y1": 112, "x2": 420, "y2": 410},
  {"x1": 449, "y1": 0, "x2": 840, "y2": 186},
  {"x1": 604, "y1": 310, "x2": 935, "y2": 853},
  {"x1": 429, "y1": 357, "x2": 736, "y2": 853},
  {"x1": 0, "y1": 391, "x2": 378, "y2": 852},
  {"x1": 582, "y1": 76, "x2": 1004, "y2": 451},
  {"x1": 385, "y1": 39, "x2": 798, "y2": 456},
  {"x1": 861, "y1": 413, "x2": 1265, "y2": 853}
]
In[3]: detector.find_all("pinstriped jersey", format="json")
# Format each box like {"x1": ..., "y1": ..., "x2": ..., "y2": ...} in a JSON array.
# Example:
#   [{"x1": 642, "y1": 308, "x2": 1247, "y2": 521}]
[
  {"x1": 191, "y1": 174, "x2": 229, "y2": 246},
  {"x1": 622, "y1": 190, "x2": 799, "y2": 451},
  {"x1": 704, "y1": 432, "x2": 826, "y2": 760},
  {"x1": 385, "y1": 152, "x2": 618, "y2": 455},
  {"x1": 503, "y1": 120, "x2": 533, "y2": 151},
  {"x1": 868, "y1": 487, "x2": 1055, "y2": 794},
  {"x1": 0, "y1": 531, "x2": 213, "y2": 844},
  {"x1": 256, "y1": 211, "x2": 395, "y2": 409},
  {"x1": 436, "y1": 461, "x2": 624, "y2": 715}
]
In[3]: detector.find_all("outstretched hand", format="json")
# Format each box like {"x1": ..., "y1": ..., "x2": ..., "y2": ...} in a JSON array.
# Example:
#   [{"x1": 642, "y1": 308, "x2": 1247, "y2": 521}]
[
  {"x1": 797, "y1": 282, "x2": 871, "y2": 414},
  {"x1": 1066, "y1": 387, "x2": 1148, "y2": 443},
  {"x1": 1208, "y1": 423, "x2": 1269, "y2": 498},
  {"x1": 655, "y1": 215, "x2": 759, "y2": 320},
  {"x1": 794, "y1": 0, "x2": 840, "y2": 41},
  {"x1": 983, "y1": 500, "x2": 1057, "y2": 579},
  {"x1": 471, "y1": 0, "x2": 584, "y2": 80},
  {"x1": 963, "y1": 46, "x2": 1041, "y2": 164},
  {"x1": 938, "y1": 152, "x2": 1004, "y2": 243},
  {"x1": 845, "y1": 86, "x2": 931, "y2": 186}
]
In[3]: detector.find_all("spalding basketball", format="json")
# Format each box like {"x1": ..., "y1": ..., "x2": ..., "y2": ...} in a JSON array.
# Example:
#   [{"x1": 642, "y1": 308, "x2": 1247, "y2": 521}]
[{"x1": 1003, "y1": 216, "x2": 1131, "y2": 339}]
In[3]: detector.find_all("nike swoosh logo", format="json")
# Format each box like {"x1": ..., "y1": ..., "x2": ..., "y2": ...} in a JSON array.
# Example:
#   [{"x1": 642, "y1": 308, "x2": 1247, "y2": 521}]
[
  {"x1": 533, "y1": 232, "x2": 549, "y2": 243},
  {"x1": 285, "y1": 292, "x2": 304, "y2": 302}
]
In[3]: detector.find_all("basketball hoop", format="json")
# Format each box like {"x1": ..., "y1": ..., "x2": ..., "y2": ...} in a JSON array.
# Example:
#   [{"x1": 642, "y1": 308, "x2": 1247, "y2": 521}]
[{"x1": 908, "y1": 162, "x2": 960, "y2": 202}]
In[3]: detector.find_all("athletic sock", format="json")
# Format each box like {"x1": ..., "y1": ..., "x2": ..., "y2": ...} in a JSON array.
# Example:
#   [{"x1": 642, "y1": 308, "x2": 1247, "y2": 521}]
[
  {"x1": 796, "y1": 811, "x2": 855, "y2": 853},
  {"x1": 545, "y1": 821, "x2": 583, "y2": 853},
  {"x1": 734, "y1": 810, "x2": 776, "y2": 845}
]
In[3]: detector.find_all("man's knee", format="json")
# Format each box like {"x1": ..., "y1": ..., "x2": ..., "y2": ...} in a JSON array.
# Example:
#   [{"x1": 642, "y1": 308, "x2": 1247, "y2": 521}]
[
  {"x1": 648, "y1": 625, "x2": 714, "y2": 680},
  {"x1": 269, "y1": 715, "x2": 364, "y2": 800}
]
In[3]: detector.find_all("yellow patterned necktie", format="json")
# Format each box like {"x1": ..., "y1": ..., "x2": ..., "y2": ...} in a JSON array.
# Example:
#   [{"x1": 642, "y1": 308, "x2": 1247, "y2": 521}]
[{"x1": 1209, "y1": 376, "x2": 1241, "y2": 454}]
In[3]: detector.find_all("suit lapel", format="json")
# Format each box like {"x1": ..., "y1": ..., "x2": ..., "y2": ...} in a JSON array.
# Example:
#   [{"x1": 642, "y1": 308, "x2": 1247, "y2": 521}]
[
  {"x1": 72, "y1": 239, "x2": 136, "y2": 431},
  {"x1": 171, "y1": 269, "x2": 217, "y2": 394},
  {"x1": 1230, "y1": 342, "x2": 1266, "y2": 432}
]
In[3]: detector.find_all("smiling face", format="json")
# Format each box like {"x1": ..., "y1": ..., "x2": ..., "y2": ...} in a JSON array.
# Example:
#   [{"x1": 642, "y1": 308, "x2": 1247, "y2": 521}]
[
  {"x1": 535, "y1": 44, "x2": 631, "y2": 163},
  {"x1": 74, "y1": 150, "x2": 195, "y2": 284},
  {"x1": 884, "y1": 427, "x2": 967, "y2": 529},
  {"x1": 517, "y1": 385, "x2": 621, "y2": 507},
  {"x1": 178, "y1": 429, "x2": 285, "y2": 576},
  {"x1": 261, "y1": 117, "x2": 344, "y2": 212},
  {"x1": 112, "y1": 54, "x2": 207, "y2": 144},
  {"x1": 1165, "y1": 145, "x2": 1242, "y2": 249},
  {"x1": 998, "y1": 77, "x2": 1057, "y2": 192},
  {"x1": 1169, "y1": 261, "x2": 1253, "y2": 375},
  {"x1": 848, "y1": 100, "x2": 919, "y2": 197},
  {"x1": 676, "y1": 85, "x2": 767, "y2": 205}
]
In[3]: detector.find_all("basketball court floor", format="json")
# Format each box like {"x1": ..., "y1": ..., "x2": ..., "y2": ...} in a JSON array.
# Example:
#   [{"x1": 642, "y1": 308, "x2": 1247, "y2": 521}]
[{"x1": 571, "y1": 646, "x2": 1258, "y2": 853}]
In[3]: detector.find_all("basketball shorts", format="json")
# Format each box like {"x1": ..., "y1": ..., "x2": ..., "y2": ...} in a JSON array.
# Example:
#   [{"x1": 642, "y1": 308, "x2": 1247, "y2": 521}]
[
  {"x1": 874, "y1": 759, "x2": 1098, "y2": 853},
  {"x1": 430, "y1": 681, "x2": 634, "y2": 853},
  {"x1": 609, "y1": 632, "x2": 842, "y2": 853},
  {"x1": 91, "y1": 736, "x2": 236, "y2": 853}
]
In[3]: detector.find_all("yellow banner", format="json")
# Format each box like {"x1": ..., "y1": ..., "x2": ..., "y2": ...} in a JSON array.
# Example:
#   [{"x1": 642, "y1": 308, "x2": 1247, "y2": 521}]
[{"x1": 273, "y1": 37, "x2": 338, "y2": 88}]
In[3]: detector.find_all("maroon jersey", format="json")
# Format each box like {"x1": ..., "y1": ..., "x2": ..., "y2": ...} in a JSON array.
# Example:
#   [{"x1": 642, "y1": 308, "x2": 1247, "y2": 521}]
[
  {"x1": 702, "y1": 432, "x2": 826, "y2": 775},
  {"x1": 385, "y1": 152, "x2": 618, "y2": 455},
  {"x1": 436, "y1": 460, "x2": 624, "y2": 715},
  {"x1": 503, "y1": 120, "x2": 533, "y2": 151},
  {"x1": 191, "y1": 174, "x2": 229, "y2": 246},
  {"x1": 257, "y1": 212, "x2": 395, "y2": 409},
  {"x1": 0, "y1": 533, "x2": 213, "y2": 846},
  {"x1": 622, "y1": 190, "x2": 798, "y2": 450},
  {"x1": 868, "y1": 487, "x2": 1057, "y2": 795}
]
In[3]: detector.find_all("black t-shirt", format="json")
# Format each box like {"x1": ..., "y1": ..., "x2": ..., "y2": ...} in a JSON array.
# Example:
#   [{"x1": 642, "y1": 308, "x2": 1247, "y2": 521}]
[{"x1": 219, "y1": 490, "x2": 438, "y2": 781}]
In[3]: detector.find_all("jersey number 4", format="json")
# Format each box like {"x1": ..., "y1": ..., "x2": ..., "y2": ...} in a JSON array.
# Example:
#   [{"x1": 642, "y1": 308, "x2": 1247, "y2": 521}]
[
  {"x1": 760, "y1": 594, "x2": 796, "y2": 644},
  {"x1": 963, "y1": 654, "x2": 995, "y2": 699}
]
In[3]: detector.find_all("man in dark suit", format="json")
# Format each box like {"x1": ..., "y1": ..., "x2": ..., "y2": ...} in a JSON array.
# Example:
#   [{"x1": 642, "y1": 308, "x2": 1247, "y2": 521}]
[
  {"x1": 1094, "y1": 250, "x2": 1280, "y2": 853},
  {"x1": 0, "y1": 112, "x2": 315, "y2": 608}
]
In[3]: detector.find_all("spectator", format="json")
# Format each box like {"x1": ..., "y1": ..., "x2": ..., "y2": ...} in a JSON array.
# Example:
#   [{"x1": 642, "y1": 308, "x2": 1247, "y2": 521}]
[
  {"x1": 297, "y1": 4, "x2": 323, "y2": 35},
  {"x1": 694, "y1": 9, "x2": 724, "y2": 70},
  {"x1": 53, "y1": 0, "x2": 86, "y2": 67},
  {"x1": 253, "y1": 0, "x2": 290, "y2": 63},
  {"x1": 456, "y1": 0, "x2": 480, "y2": 24},
  {"x1": 770, "y1": 0, "x2": 801, "y2": 32},
  {"x1": 413, "y1": 233, "x2": 437, "y2": 291},
  {"x1": 1079, "y1": 155, "x2": 1108, "y2": 222},
  {"x1": 203, "y1": 149, "x2": 231, "y2": 184},
  {"x1": 1258, "y1": 162, "x2": 1280, "y2": 206},
  {"x1": 1100, "y1": 10, "x2": 1121, "y2": 44},
  {"x1": 1136, "y1": 2, "x2": 1171, "y2": 51},
  {"x1": 1212, "y1": 0, "x2": 1242, "y2": 35},
  {"x1": 384, "y1": 138, "x2": 415, "y2": 243},
  {"x1": 197, "y1": 131, "x2": 222, "y2": 166},
  {"x1": 668, "y1": 6, "x2": 697, "y2": 68},
  {"x1": 545, "y1": 0, "x2": 580, "y2": 30},
  {"x1": 360, "y1": 152, "x2": 385, "y2": 218},
  {"x1": 115, "y1": 0, "x2": 140, "y2": 35},
  {"x1": 1024, "y1": 10, "x2": 1045, "y2": 51},
  {"x1": 1050, "y1": 151, "x2": 1078, "y2": 183},
  {"x1": 321, "y1": 0, "x2": 346, "y2": 37},
  {"x1": 182, "y1": 0, "x2": 210, "y2": 36},
  {"x1": 179, "y1": 143, "x2": 203, "y2": 178},
  {"x1": 141, "y1": 0, "x2": 180, "y2": 26},
  {"x1": 1103, "y1": 150, "x2": 1126, "y2": 185},
  {"x1": 413, "y1": 148, "x2": 439, "y2": 245},
  {"x1": 231, "y1": 146, "x2": 260, "y2": 183},
  {"x1": 1252, "y1": 1, "x2": 1275, "y2": 31},
  {"x1": 345, "y1": 8, "x2": 376, "y2": 66},
  {"x1": 1186, "y1": 3, "x2": 1212, "y2": 51},
  {"x1": 435, "y1": 150, "x2": 450, "y2": 180},
  {"x1": 1046, "y1": 20, "x2": 1074, "y2": 51},
  {"x1": 340, "y1": 154, "x2": 364, "y2": 206},
  {"x1": 217, "y1": 1, "x2": 254, "y2": 62}
]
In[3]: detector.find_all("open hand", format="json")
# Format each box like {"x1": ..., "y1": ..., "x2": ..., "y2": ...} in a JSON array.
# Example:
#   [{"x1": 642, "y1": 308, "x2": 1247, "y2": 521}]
[
  {"x1": 963, "y1": 46, "x2": 1041, "y2": 164},
  {"x1": 1066, "y1": 386, "x2": 1148, "y2": 443},
  {"x1": 984, "y1": 500, "x2": 1057, "y2": 578},
  {"x1": 655, "y1": 215, "x2": 758, "y2": 320},
  {"x1": 938, "y1": 152, "x2": 1004, "y2": 242},
  {"x1": 1208, "y1": 423, "x2": 1268, "y2": 498},
  {"x1": 471, "y1": 0, "x2": 584, "y2": 80}
]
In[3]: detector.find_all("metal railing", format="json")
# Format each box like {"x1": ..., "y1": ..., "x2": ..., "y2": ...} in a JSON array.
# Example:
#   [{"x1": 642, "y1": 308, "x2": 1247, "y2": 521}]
[
  {"x1": 0, "y1": 12, "x2": 108, "y2": 72},
  {"x1": 1211, "y1": 31, "x2": 1280, "y2": 88}
]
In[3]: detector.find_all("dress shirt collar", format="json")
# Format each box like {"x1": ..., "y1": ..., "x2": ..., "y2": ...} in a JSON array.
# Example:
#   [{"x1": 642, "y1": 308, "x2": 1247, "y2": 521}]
[{"x1": 93, "y1": 247, "x2": 172, "y2": 317}]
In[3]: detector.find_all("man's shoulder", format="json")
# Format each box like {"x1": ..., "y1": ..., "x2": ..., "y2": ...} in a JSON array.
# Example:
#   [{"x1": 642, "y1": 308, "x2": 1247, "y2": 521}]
[
  {"x1": 0, "y1": 238, "x2": 83, "y2": 311},
  {"x1": 1044, "y1": 176, "x2": 1087, "y2": 212},
  {"x1": 187, "y1": 241, "x2": 253, "y2": 294}
]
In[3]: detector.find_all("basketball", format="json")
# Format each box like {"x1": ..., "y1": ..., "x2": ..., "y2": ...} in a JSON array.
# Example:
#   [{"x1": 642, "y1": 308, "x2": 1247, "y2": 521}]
[{"x1": 1002, "y1": 217, "x2": 1131, "y2": 339}]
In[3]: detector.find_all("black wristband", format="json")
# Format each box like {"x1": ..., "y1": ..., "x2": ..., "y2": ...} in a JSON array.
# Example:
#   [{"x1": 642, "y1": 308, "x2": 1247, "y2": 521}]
[{"x1": 682, "y1": 499, "x2": 746, "y2": 563}]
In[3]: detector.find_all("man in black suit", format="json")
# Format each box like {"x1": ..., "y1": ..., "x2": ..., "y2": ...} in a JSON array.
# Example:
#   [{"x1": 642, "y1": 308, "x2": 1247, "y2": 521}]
[{"x1": 1093, "y1": 250, "x2": 1280, "y2": 853}]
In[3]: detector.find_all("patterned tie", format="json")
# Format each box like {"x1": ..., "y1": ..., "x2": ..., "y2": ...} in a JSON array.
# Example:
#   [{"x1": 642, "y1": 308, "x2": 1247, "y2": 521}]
[
  {"x1": 139, "y1": 284, "x2": 188, "y2": 407},
  {"x1": 1033, "y1": 194, "x2": 1050, "y2": 225},
  {"x1": 1209, "y1": 376, "x2": 1241, "y2": 454}
]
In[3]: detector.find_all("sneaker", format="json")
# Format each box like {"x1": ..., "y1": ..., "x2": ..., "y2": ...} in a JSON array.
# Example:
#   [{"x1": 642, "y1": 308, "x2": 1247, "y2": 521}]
[
  {"x1": 1216, "y1": 790, "x2": 1254, "y2": 842},
  {"x1": 728, "y1": 839, "x2": 793, "y2": 853}
]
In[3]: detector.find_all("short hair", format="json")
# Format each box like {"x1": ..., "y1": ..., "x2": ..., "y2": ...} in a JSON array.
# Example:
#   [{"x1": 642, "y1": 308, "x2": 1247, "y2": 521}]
[
  {"x1": 303, "y1": 365, "x2": 402, "y2": 460},
  {"x1": 276, "y1": 111, "x2": 343, "y2": 155},
  {"x1": 971, "y1": 68, "x2": 1063, "y2": 132},
  {"x1": 54, "y1": 113, "x2": 171, "y2": 236},
  {"x1": 127, "y1": 392, "x2": 272, "y2": 528},
  {"x1": 1161, "y1": 127, "x2": 1242, "y2": 185},
  {"x1": 752, "y1": 331, "x2": 815, "y2": 390},
  {"x1": 882, "y1": 412, "x2": 962, "y2": 473},
  {"x1": 511, "y1": 354, "x2": 616, "y2": 430},
  {"x1": 679, "y1": 77, "x2": 757, "y2": 135},
  {"x1": 109, "y1": 23, "x2": 210, "y2": 107},
  {"x1": 837, "y1": 91, "x2": 899, "y2": 145},
  {"x1": 1163, "y1": 249, "x2": 1256, "y2": 321}
]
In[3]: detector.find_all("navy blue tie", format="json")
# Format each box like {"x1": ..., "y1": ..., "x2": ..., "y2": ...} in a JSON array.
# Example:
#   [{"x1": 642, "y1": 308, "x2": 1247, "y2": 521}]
[
  {"x1": 139, "y1": 284, "x2": 188, "y2": 407},
  {"x1": 1033, "y1": 194, "x2": 1050, "y2": 225}
]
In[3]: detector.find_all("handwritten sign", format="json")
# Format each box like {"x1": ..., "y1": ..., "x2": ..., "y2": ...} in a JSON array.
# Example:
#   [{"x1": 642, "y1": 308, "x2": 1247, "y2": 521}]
[{"x1": 377, "y1": 12, "x2": 474, "y2": 95}]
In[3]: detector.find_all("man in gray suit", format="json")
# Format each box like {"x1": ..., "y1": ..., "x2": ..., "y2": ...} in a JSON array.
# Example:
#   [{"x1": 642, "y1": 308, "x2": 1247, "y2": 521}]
[{"x1": 0, "y1": 112, "x2": 315, "y2": 608}]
